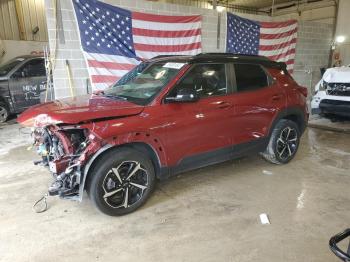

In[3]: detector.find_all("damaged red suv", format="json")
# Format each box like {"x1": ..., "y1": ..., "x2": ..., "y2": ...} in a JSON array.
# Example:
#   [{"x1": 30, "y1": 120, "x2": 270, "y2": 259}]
[{"x1": 18, "y1": 53, "x2": 308, "y2": 216}]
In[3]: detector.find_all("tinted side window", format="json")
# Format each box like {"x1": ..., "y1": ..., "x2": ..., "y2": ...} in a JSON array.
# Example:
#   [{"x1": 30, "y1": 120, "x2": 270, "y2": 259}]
[
  {"x1": 20, "y1": 59, "x2": 46, "y2": 77},
  {"x1": 234, "y1": 64, "x2": 268, "y2": 92},
  {"x1": 173, "y1": 64, "x2": 227, "y2": 98}
]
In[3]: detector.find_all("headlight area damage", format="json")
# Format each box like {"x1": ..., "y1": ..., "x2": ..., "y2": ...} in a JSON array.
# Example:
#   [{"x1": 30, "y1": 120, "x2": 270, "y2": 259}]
[{"x1": 32, "y1": 124, "x2": 104, "y2": 201}]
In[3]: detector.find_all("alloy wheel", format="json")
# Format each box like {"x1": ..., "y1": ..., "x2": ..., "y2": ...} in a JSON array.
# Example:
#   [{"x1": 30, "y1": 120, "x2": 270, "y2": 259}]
[
  {"x1": 276, "y1": 126, "x2": 298, "y2": 161},
  {"x1": 102, "y1": 161, "x2": 149, "y2": 209},
  {"x1": 0, "y1": 106, "x2": 8, "y2": 123}
]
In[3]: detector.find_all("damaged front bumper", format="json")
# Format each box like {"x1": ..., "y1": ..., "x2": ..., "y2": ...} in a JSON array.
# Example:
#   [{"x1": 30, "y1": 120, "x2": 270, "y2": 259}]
[
  {"x1": 319, "y1": 99, "x2": 350, "y2": 117},
  {"x1": 32, "y1": 125, "x2": 107, "y2": 201}
]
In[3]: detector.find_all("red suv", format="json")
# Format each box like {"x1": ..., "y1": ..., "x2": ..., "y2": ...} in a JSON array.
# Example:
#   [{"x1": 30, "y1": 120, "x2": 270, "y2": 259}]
[{"x1": 18, "y1": 53, "x2": 308, "y2": 216}]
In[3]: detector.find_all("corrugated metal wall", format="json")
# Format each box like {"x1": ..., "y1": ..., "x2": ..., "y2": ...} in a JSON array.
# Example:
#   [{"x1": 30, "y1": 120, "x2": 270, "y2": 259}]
[
  {"x1": 0, "y1": 0, "x2": 20, "y2": 40},
  {"x1": 159, "y1": 0, "x2": 213, "y2": 9},
  {"x1": 0, "y1": 0, "x2": 47, "y2": 41},
  {"x1": 158, "y1": 0, "x2": 260, "y2": 14}
]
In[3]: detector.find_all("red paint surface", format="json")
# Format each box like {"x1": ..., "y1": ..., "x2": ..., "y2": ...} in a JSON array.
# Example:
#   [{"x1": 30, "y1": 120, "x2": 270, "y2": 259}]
[{"x1": 18, "y1": 66, "x2": 308, "y2": 168}]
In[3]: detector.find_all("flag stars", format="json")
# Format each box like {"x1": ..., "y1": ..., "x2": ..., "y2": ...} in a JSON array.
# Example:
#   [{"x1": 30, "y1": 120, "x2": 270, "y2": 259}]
[{"x1": 74, "y1": 0, "x2": 134, "y2": 57}]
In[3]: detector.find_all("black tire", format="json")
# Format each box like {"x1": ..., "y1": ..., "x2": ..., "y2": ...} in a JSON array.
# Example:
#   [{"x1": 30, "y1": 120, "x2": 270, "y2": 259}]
[
  {"x1": 0, "y1": 102, "x2": 9, "y2": 123},
  {"x1": 87, "y1": 147, "x2": 156, "y2": 216},
  {"x1": 261, "y1": 119, "x2": 300, "y2": 164}
]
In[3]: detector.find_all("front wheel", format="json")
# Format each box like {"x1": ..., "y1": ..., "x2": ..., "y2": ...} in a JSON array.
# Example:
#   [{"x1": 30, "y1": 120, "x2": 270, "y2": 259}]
[
  {"x1": 261, "y1": 119, "x2": 300, "y2": 164},
  {"x1": 87, "y1": 148, "x2": 156, "y2": 216}
]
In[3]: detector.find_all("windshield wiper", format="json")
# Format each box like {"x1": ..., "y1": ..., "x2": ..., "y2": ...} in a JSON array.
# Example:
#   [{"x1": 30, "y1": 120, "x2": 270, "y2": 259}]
[{"x1": 102, "y1": 93, "x2": 128, "y2": 101}]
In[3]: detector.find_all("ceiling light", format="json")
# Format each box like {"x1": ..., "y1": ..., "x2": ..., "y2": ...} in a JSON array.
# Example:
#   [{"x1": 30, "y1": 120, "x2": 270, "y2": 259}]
[
  {"x1": 216, "y1": 5, "x2": 225, "y2": 12},
  {"x1": 336, "y1": 35, "x2": 346, "y2": 43}
]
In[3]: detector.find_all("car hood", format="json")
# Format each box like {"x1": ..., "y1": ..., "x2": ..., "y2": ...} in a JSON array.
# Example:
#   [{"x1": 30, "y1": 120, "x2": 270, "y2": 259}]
[
  {"x1": 17, "y1": 94, "x2": 144, "y2": 126},
  {"x1": 323, "y1": 67, "x2": 350, "y2": 83}
]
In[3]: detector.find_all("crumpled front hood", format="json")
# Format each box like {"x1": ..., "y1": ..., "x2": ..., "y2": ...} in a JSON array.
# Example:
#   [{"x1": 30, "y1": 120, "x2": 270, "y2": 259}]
[
  {"x1": 17, "y1": 94, "x2": 144, "y2": 126},
  {"x1": 323, "y1": 67, "x2": 350, "y2": 83}
]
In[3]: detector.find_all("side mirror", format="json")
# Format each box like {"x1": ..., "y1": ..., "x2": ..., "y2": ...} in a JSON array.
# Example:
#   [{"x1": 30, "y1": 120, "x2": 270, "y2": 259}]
[{"x1": 165, "y1": 88, "x2": 199, "y2": 103}]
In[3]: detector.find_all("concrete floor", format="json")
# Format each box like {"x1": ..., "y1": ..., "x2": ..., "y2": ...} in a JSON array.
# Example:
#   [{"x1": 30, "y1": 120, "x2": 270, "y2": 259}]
[
  {"x1": 0, "y1": 120, "x2": 349, "y2": 262},
  {"x1": 309, "y1": 115, "x2": 350, "y2": 134}
]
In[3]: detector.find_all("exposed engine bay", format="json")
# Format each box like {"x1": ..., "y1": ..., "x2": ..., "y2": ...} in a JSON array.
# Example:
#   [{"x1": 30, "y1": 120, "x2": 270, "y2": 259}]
[
  {"x1": 32, "y1": 125, "x2": 103, "y2": 200},
  {"x1": 326, "y1": 82, "x2": 350, "y2": 96}
]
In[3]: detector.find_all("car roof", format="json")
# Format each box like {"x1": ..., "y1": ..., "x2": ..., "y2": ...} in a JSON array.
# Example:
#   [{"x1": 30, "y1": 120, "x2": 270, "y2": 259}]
[{"x1": 148, "y1": 53, "x2": 286, "y2": 70}]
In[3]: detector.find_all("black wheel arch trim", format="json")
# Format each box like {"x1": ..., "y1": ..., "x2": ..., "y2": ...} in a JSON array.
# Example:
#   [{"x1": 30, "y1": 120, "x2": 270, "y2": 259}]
[
  {"x1": 269, "y1": 107, "x2": 307, "y2": 137},
  {"x1": 79, "y1": 142, "x2": 162, "y2": 201}
]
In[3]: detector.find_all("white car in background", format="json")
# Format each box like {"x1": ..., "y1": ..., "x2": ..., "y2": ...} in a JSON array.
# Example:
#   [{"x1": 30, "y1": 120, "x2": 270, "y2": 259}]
[{"x1": 311, "y1": 66, "x2": 350, "y2": 118}]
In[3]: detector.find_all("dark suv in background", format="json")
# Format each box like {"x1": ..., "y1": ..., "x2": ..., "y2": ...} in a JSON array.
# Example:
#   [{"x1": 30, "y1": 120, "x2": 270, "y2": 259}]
[
  {"x1": 18, "y1": 53, "x2": 308, "y2": 216},
  {"x1": 0, "y1": 55, "x2": 47, "y2": 122}
]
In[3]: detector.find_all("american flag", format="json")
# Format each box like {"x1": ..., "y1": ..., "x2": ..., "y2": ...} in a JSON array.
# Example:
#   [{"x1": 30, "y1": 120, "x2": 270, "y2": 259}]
[
  {"x1": 72, "y1": 0, "x2": 202, "y2": 90},
  {"x1": 226, "y1": 13, "x2": 297, "y2": 72}
]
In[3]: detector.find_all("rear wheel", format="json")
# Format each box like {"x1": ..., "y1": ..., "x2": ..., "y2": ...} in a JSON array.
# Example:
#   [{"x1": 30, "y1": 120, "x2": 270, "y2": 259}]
[
  {"x1": 0, "y1": 103, "x2": 9, "y2": 123},
  {"x1": 87, "y1": 148, "x2": 156, "y2": 216},
  {"x1": 261, "y1": 119, "x2": 300, "y2": 164}
]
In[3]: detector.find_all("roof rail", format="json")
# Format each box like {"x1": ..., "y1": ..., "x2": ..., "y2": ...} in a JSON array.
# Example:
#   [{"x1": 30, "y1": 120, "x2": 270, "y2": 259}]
[
  {"x1": 151, "y1": 55, "x2": 188, "y2": 59},
  {"x1": 195, "y1": 52, "x2": 270, "y2": 60}
]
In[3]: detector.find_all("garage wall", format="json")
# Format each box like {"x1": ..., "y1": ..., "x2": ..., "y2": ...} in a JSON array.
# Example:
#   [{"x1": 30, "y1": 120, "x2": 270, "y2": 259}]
[
  {"x1": 334, "y1": 0, "x2": 350, "y2": 65},
  {"x1": 44, "y1": 0, "x2": 333, "y2": 99},
  {"x1": 0, "y1": 0, "x2": 20, "y2": 40},
  {"x1": 292, "y1": 21, "x2": 333, "y2": 96},
  {"x1": 0, "y1": 0, "x2": 48, "y2": 41},
  {"x1": 0, "y1": 40, "x2": 48, "y2": 65},
  {"x1": 45, "y1": 0, "x2": 270, "y2": 98}
]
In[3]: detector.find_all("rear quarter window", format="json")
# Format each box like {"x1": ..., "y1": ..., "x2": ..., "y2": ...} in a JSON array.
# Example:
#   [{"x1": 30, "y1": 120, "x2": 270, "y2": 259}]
[{"x1": 234, "y1": 63, "x2": 269, "y2": 92}]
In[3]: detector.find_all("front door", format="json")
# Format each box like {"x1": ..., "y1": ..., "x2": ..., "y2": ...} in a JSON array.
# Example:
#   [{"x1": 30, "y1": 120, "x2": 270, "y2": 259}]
[
  {"x1": 161, "y1": 63, "x2": 234, "y2": 167},
  {"x1": 9, "y1": 58, "x2": 46, "y2": 111}
]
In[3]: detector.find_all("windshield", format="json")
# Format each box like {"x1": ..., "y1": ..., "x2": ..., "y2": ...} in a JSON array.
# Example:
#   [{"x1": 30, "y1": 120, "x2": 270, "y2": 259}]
[
  {"x1": 0, "y1": 58, "x2": 24, "y2": 77},
  {"x1": 103, "y1": 61, "x2": 186, "y2": 105}
]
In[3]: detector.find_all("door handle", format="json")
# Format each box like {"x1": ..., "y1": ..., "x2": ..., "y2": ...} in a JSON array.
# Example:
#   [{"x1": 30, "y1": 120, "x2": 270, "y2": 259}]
[
  {"x1": 216, "y1": 101, "x2": 232, "y2": 109},
  {"x1": 271, "y1": 94, "x2": 283, "y2": 101}
]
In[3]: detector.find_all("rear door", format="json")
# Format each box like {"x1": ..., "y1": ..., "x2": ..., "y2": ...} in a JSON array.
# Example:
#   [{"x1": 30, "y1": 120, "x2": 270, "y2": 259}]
[
  {"x1": 8, "y1": 58, "x2": 46, "y2": 111},
  {"x1": 227, "y1": 63, "x2": 286, "y2": 144}
]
